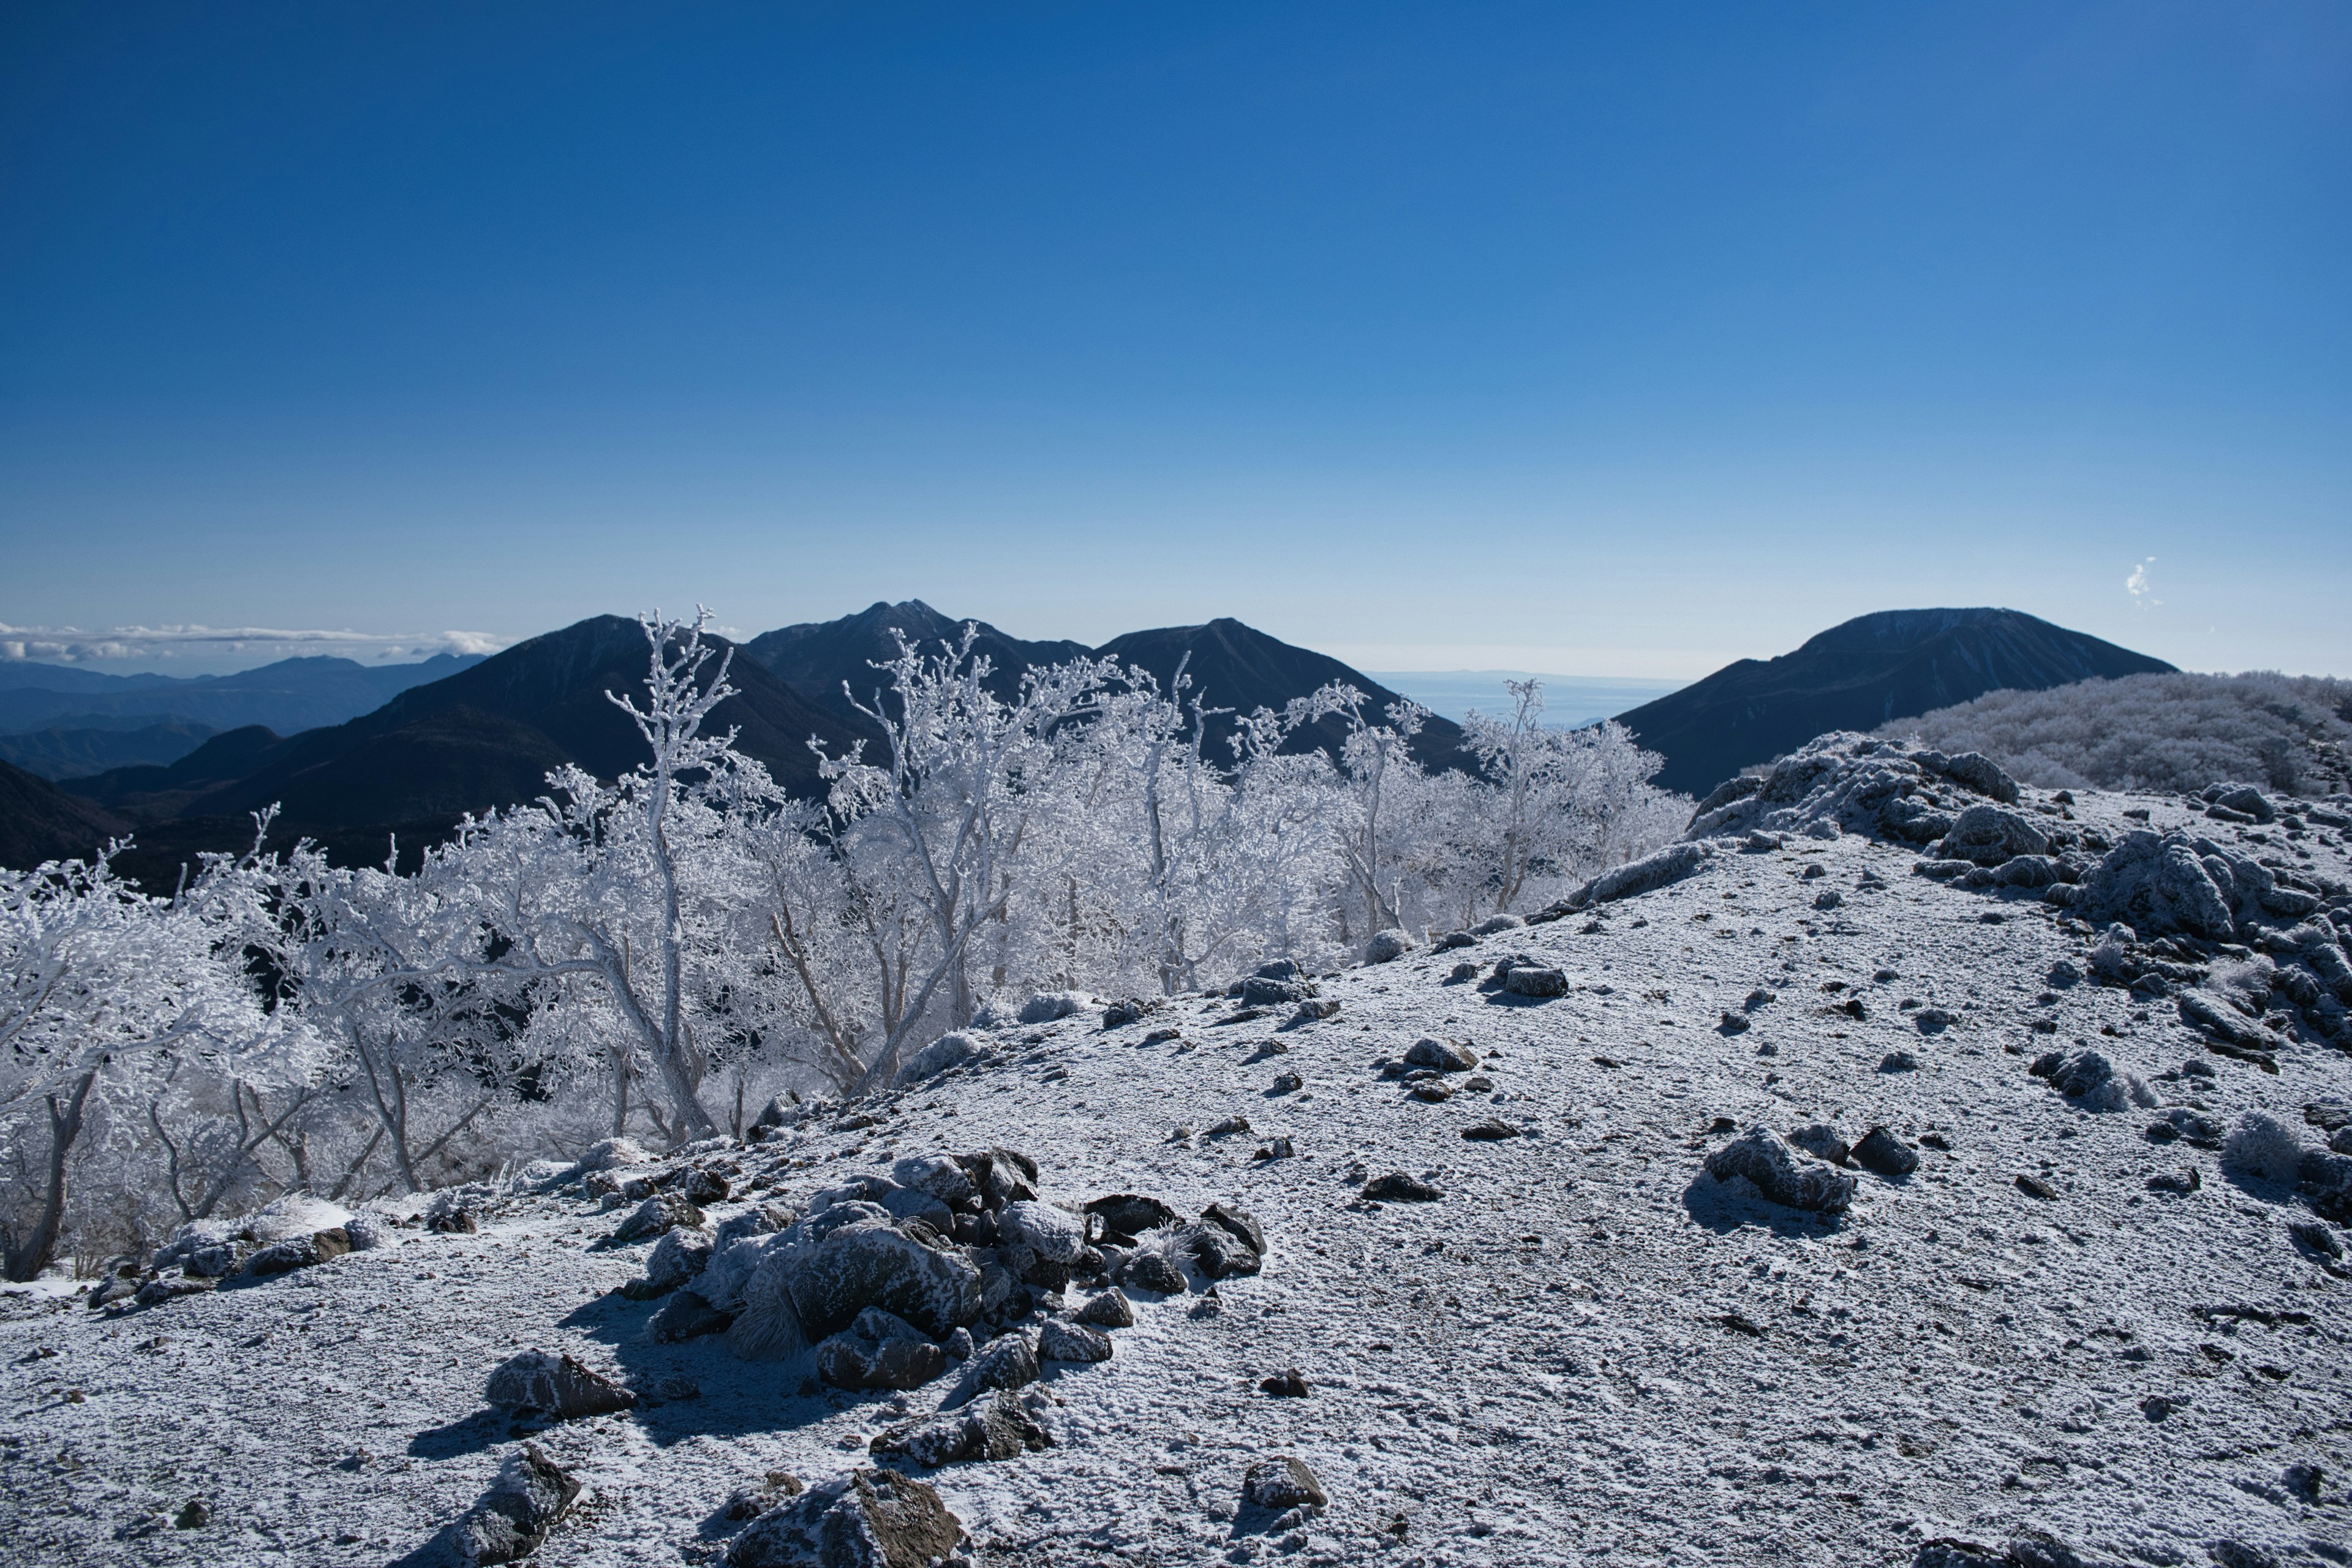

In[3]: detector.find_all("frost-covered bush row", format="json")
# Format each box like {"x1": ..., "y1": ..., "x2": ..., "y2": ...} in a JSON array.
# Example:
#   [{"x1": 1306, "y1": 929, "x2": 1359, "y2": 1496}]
[
  {"x1": 1, "y1": 619, "x2": 1684, "y2": 1278},
  {"x1": 1877, "y1": 671, "x2": 2352, "y2": 798}
]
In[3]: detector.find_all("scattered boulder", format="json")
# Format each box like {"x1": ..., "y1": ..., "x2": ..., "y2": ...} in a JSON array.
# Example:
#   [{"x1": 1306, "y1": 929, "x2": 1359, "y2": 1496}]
[
  {"x1": 1786, "y1": 1125, "x2": 1849, "y2": 1166},
  {"x1": 725, "y1": 1469, "x2": 962, "y2": 1568},
  {"x1": 1878, "y1": 1051, "x2": 1920, "y2": 1073},
  {"x1": 2212, "y1": 784, "x2": 2278, "y2": 823},
  {"x1": 483, "y1": 1351, "x2": 637, "y2": 1420},
  {"x1": 723, "y1": 1474, "x2": 805, "y2": 1523},
  {"x1": 1852, "y1": 1126, "x2": 1920, "y2": 1177},
  {"x1": 1360, "y1": 1172, "x2": 1444, "y2": 1203},
  {"x1": 785, "y1": 1215, "x2": 985, "y2": 1341},
  {"x1": 636, "y1": 1224, "x2": 714, "y2": 1295},
  {"x1": 1113, "y1": 1248, "x2": 1188, "y2": 1295},
  {"x1": 649, "y1": 1289, "x2": 734, "y2": 1343},
  {"x1": 1364, "y1": 929, "x2": 1417, "y2": 965},
  {"x1": 1930, "y1": 752, "x2": 2021, "y2": 804},
  {"x1": 1259, "y1": 1368, "x2": 1311, "y2": 1397},
  {"x1": 997, "y1": 1201, "x2": 1086, "y2": 1265},
  {"x1": 1200, "y1": 1202, "x2": 1266, "y2": 1257},
  {"x1": 1017, "y1": 990, "x2": 1096, "y2": 1025},
  {"x1": 1461, "y1": 1119, "x2": 1521, "y2": 1141},
  {"x1": 573, "y1": 1137, "x2": 654, "y2": 1175},
  {"x1": 244, "y1": 1228, "x2": 352, "y2": 1277},
  {"x1": 1472, "y1": 914, "x2": 1526, "y2": 935},
  {"x1": 1504, "y1": 965, "x2": 1570, "y2": 997},
  {"x1": 952, "y1": 1330, "x2": 1039, "y2": 1398},
  {"x1": 1085, "y1": 1193, "x2": 1180, "y2": 1244},
  {"x1": 2146, "y1": 1107, "x2": 2226, "y2": 1148},
  {"x1": 1189, "y1": 1224, "x2": 1262, "y2": 1280},
  {"x1": 1557, "y1": 843, "x2": 1712, "y2": 911},
  {"x1": 1242, "y1": 1455, "x2": 1329, "y2": 1512},
  {"x1": 1718, "y1": 1010, "x2": 1751, "y2": 1035},
  {"x1": 2179, "y1": 989, "x2": 2287, "y2": 1059},
  {"x1": 1934, "y1": 805, "x2": 2052, "y2": 867},
  {"x1": 444, "y1": 1443, "x2": 580, "y2": 1567},
  {"x1": 133, "y1": 1273, "x2": 217, "y2": 1308},
  {"x1": 1404, "y1": 1036, "x2": 1479, "y2": 1071},
  {"x1": 870, "y1": 1389, "x2": 1054, "y2": 1469},
  {"x1": 2073, "y1": 831, "x2": 2239, "y2": 940},
  {"x1": 2026, "y1": 1049, "x2": 2155, "y2": 1112},
  {"x1": 1703, "y1": 1128, "x2": 1857, "y2": 1215},
  {"x1": 816, "y1": 1307, "x2": 948, "y2": 1391},
  {"x1": 614, "y1": 1192, "x2": 704, "y2": 1243},
  {"x1": 1038, "y1": 1319, "x2": 1113, "y2": 1363},
  {"x1": 2289, "y1": 1220, "x2": 2344, "y2": 1261},
  {"x1": 894, "y1": 1032, "x2": 979, "y2": 1087},
  {"x1": 1079, "y1": 1287, "x2": 1135, "y2": 1329}
]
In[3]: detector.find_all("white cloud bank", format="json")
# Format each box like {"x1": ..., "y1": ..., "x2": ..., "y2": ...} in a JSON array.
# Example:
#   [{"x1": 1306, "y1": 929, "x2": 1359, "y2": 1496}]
[{"x1": 0, "y1": 623, "x2": 508, "y2": 664}]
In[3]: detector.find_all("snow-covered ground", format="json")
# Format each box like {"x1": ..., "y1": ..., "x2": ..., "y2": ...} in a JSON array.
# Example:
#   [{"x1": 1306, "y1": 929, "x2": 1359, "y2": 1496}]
[{"x1": 7, "y1": 778, "x2": 2350, "y2": 1568}]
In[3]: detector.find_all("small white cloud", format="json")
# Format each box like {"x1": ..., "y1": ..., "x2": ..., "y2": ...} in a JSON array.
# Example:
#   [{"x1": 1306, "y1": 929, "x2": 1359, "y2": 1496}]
[
  {"x1": 2125, "y1": 557, "x2": 2161, "y2": 608},
  {"x1": 0, "y1": 622, "x2": 509, "y2": 663}
]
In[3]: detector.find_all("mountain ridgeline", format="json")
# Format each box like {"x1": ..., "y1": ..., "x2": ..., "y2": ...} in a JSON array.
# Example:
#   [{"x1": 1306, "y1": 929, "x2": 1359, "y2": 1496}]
[
  {"x1": 1614, "y1": 608, "x2": 2177, "y2": 796},
  {"x1": 1, "y1": 603, "x2": 2173, "y2": 882}
]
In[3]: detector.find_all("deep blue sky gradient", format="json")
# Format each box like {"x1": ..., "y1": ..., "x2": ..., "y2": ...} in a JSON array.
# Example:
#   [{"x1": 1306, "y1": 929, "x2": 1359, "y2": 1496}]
[{"x1": 2, "y1": 2, "x2": 2345, "y2": 676}]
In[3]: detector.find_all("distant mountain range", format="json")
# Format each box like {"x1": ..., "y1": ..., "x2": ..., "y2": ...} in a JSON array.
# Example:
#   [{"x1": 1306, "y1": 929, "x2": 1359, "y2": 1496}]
[
  {"x1": 0, "y1": 652, "x2": 486, "y2": 737},
  {"x1": 0, "y1": 718, "x2": 220, "y2": 780},
  {"x1": 1615, "y1": 608, "x2": 2176, "y2": 796},
  {"x1": 0, "y1": 602, "x2": 2173, "y2": 882}
]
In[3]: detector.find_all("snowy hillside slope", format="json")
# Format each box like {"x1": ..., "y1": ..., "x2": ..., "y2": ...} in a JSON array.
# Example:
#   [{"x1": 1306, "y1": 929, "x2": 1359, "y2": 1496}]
[{"x1": 7, "y1": 763, "x2": 2352, "y2": 1568}]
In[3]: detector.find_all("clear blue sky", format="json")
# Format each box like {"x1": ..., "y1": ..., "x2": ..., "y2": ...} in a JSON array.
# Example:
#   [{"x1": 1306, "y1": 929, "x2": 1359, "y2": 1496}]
[{"x1": 2, "y1": 2, "x2": 2346, "y2": 677}]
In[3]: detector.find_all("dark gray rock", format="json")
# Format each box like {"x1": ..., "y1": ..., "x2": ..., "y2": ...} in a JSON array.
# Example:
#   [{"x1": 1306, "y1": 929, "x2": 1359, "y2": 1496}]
[
  {"x1": 1703, "y1": 1128, "x2": 1857, "y2": 1214},
  {"x1": 649, "y1": 1289, "x2": 734, "y2": 1343},
  {"x1": 1786, "y1": 1125, "x2": 1849, "y2": 1165},
  {"x1": 1935, "y1": 805, "x2": 2051, "y2": 866},
  {"x1": 1504, "y1": 965, "x2": 1570, "y2": 997},
  {"x1": 1200, "y1": 1202, "x2": 1265, "y2": 1256},
  {"x1": 869, "y1": 1389, "x2": 1053, "y2": 1469},
  {"x1": 2073, "y1": 830, "x2": 2239, "y2": 941},
  {"x1": 244, "y1": 1227, "x2": 352, "y2": 1276},
  {"x1": 1404, "y1": 1036, "x2": 1479, "y2": 1071},
  {"x1": 1363, "y1": 929, "x2": 1416, "y2": 964},
  {"x1": 1561, "y1": 843, "x2": 1711, "y2": 910},
  {"x1": 1360, "y1": 1172, "x2": 1444, "y2": 1203},
  {"x1": 1189, "y1": 1224, "x2": 1261, "y2": 1280},
  {"x1": 1113, "y1": 1248, "x2": 1187, "y2": 1294},
  {"x1": 951, "y1": 1330, "x2": 1039, "y2": 1399},
  {"x1": 483, "y1": 1351, "x2": 637, "y2": 1420},
  {"x1": 784, "y1": 1216, "x2": 984, "y2": 1340},
  {"x1": 1085, "y1": 1193, "x2": 1180, "y2": 1243},
  {"x1": 1078, "y1": 1287, "x2": 1134, "y2": 1328},
  {"x1": 614, "y1": 1193, "x2": 704, "y2": 1243},
  {"x1": 1242, "y1": 1455, "x2": 1329, "y2": 1510},
  {"x1": 1852, "y1": 1126, "x2": 1920, "y2": 1177},
  {"x1": 816, "y1": 1307, "x2": 947, "y2": 1391},
  {"x1": 725, "y1": 1468, "x2": 962, "y2": 1567},
  {"x1": 997, "y1": 1200, "x2": 1086, "y2": 1264},
  {"x1": 1038, "y1": 1319, "x2": 1112, "y2": 1363},
  {"x1": 447, "y1": 1443, "x2": 580, "y2": 1566},
  {"x1": 1259, "y1": 1368, "x2": 1311, "y2": 1397}
]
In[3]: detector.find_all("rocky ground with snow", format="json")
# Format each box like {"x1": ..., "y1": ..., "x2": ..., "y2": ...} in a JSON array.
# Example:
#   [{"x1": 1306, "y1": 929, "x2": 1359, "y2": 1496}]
[{"x1": 8, "y1": 741, "x2": 2352, "y2": 1568}]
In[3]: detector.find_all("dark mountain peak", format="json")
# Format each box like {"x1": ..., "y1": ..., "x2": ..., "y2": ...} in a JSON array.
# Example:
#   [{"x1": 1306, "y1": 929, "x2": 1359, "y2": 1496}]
[
  {"x1": 745, "y1": 605, "x2": 1090, "y2": 725},
  {"x1": 1096, "y1": 617, "x2": 1467, "y2": 771},
  {"x1": 1616, "y1": 607, "x2": 2175, "y2": 797},
  {"x1": 0, "y1": 758, "x2": 130, "y2": 870}
]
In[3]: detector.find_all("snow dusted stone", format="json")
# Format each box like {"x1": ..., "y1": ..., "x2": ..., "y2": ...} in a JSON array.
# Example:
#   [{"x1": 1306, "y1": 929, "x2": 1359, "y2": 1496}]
[
  {"x1": 650, "y1": 1289, "x2": 734, "y2": 1343},
  {"x1": 244, "y1": 1227, "x2": 352, "y2": 1276},
  {"x1": 614, "y1": 1191, "x2": 704, "y2": 1243},
  {"x1": 133, "y1": 1273, "x2": 216, "y2": 1308},
  {"x1": 784, "y1": 1215, "x2": 983, "y2": 1340},
  {"x1": 2223, "y1": 1112, "x2": 2307, "y2": 1184},
  {"x1": 870, "y1": 1389, "x2": 1053, "y2": 1468},
  {"x1": 1560, "y1": 842, "x2": 1711, "y2": 910},
  {"x1": 2026, "y1": 1049, "x2": 2155, "y2": 1112},
  {"x1": 445, "y1": 1442, "x2": 580, "y2": 1566},
  {"x1": 483, "y1": 1350, "x2": 637, "y2": 1420},
  {"x1": 1925, "y1": 751, "x2": 2021, "y2": 804},
  {"x1": 573, "y1": 1137, "x2": 654, "y2": 1175},
  {"x1": 2074, "y1": 831, "x2": 2238, "y2": 940},
  {"x1": 1078, "y1": 1287, "x2": 1134, "y2": 1328},
  {"x1": 816, "y1": 1307, "x2": 947, "y2": 1391},
  {"x1": 1852, "y1": 1126, "x2": 1920, "y2": 1177},
  {"x1": 2179, "y1": 989, "x2": 2287, "y2": 1057},
  {"x1": 1242, "y1": 1456, "x2": 1328, "y2": 1511},
  {"x1": 1404, "y1": 1036, "x2": 1478, "y2": 1071},
  {"x1": 641, "y1": 1224, "x2": 715, "y2": 1293},
  {"x1": 244, "y1": 1193, "x2": 353, "y2": 1243},
  {"x1": 1703, "y1": 1127, "x2": 1857, "y2": 1214},
  {"x1": 1188, "y1": 1223, "x2": 1261, "y2": 1280},
  {"x1": 2213, "y1": 785, "x2": 2278, "y2": 823},
  {"x1": 341, "y1": 1212, "x2": 393, "y2": 1252},
  {"x1": 1200, "y1": 1201, "x2": 1265, "y2": 1257},
  {"x1": 1360, "y1": 1172, "x2": 1444, "y2": 1203},
  {"x1": 1242, "y1": 973, "x2": 1312, "y2": 1006},
  {"x1": 1787, "y1": 1124, "x2": 1850, "y2": 1166},
  {"x1": 998, "y1": 1200, "x2": 1086, "y2": 1264},
  {"x1": 1933, "y1": 804, "x2": 2051, "y2": 866},
  {"x1": 1503, "y1": 965, "x2": 1569, "y2": 997},
  {"x1": 952, "y1": 1329, "x2": 1039, "y2": 1398},
  {"x1": 1084, "y1": 1192, "x2": 1180, "y2": 1243},
  {"x1": 894, "y1": 1032, "x2": 978, "y2": 1087},
  {"x1": 725, "y1": 1468, "x2": 962, "y2": 1568},
  {"x1": 1113, "y1": 1246, "x2": 1188, "y2": 1295},
  {"x1": 1038, "y1": 1318, "x2": 1113, "y2": 1363},
  {"x1": 1017, "y1": 990, "x2": 1095, "y2": 1025},
  {"x1": 959, "y1": 1147, "x2": 1040, "y2": 1211},
  {"x1": 1471, "y1": 913, "x2": 1526, "y2": 935},
  {"x1": 1363, "y1": 929, "x2": 1417, "y2": 964},
  {"x1": 891, "y1": 1155, "x2": 976, "y2": 1208}
]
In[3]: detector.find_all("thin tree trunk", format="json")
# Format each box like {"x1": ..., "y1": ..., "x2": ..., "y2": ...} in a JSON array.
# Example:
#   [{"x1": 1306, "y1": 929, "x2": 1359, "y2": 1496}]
[{"x1": 4, "y1": 1067, "x2": 97, "y2": 1283}]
